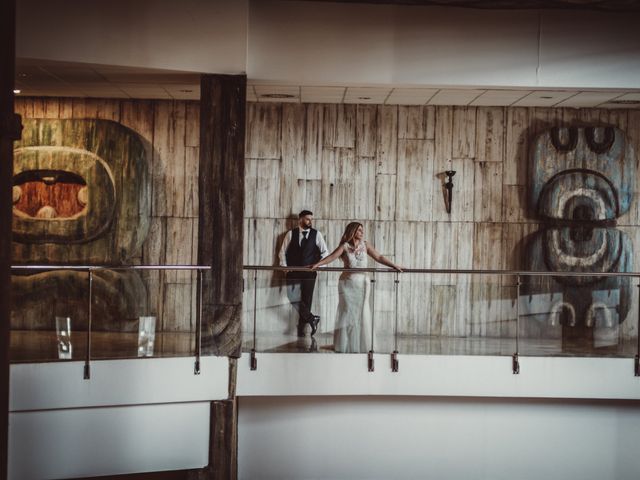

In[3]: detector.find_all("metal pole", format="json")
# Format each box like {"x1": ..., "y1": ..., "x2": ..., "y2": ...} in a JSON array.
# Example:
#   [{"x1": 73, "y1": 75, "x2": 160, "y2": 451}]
[
  {"x1": 635, "y1": 282, "x2": 639, "y2": 377},
  {"x1": 194, "y1": 269, "x2": 202, "y2": 375},
  {"x1": 250, "y1": 269, "x2": 258, "y2": 370},
  {"x1": 392, "y1": 271, "x2": 399, "y2": 372},
  {"x1": 513, "y1": 274, "x2": 520, "y2": 375},
  {"x1": 84, "y1": 269, "x2": 92, "y2": 380},
  {"x1": 368, "y1": 272, "x2": 376, "y2": 372}
]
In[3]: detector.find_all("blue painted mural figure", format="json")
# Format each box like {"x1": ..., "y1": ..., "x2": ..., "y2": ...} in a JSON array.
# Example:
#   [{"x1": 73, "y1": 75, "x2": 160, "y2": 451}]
[{"x1": 523, "y1": 126, "x2": 635, "y2": 350}]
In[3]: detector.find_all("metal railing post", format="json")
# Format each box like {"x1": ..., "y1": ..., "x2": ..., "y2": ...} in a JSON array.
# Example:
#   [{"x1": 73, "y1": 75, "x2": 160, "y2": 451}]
[
  {"x1": 194, "y1": 269, "x2": 203, "y2": 375},
  {"x1": 513, "y1": 274, "x2": 520, "y2": 375},
  {"x1": 391, "y1": 271, "x2": 399, "y2": 372},
  {"x1": 635, "y1": 282, "x2": 640, "y2": 377},
  {"x1": 368, "y1": 272, "x2": 376, "y2": 372},
  {"x1": 84, "y1": 269, "x2": 93, "y2": 380},
  {"x1": 250, "y1": 269, "x2": 258, "y2": 371}
]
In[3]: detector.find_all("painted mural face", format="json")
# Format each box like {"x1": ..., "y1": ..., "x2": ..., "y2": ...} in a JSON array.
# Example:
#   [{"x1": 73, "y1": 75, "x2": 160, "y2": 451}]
[
  {"x1": 12, "y1": 119, "x2": 151, "y2": 331},
  {"x1": 523, "y1": 126, "x2": 635, "y2": 349}
]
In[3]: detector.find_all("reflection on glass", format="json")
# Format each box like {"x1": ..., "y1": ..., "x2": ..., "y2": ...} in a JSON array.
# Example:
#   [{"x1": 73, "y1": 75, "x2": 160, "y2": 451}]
[
  {"x1": 55, "y1": 316, "x2": 72, "y2": 360},
  {"x1": 137, "y1": 316, "x2": 156, "y2": 357}
]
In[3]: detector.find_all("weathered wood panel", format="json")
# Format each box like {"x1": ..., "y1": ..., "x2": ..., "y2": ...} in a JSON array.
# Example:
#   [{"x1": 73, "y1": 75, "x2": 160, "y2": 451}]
[
  {"x1": 473, "y1": 161, "x2": 503, "y2": 222},
  {"x1": 215, "y1": 102, "x2": 640, "y2": 345},
  {"x1": 504, "y1": 107, "x2": 529, "y2": 186},
  {"x1": 395, "y1": 139, "x2": 434, "y2": 222},
  {"x1": 475, "y1": 107, "x2": 505, "y2": 162},
  {"x1": 153, "y1": 100, "x2": 187, "y2": 218},
  {"x1": 375, "y1": 174, "x2": 396, "y2": 221},
  {"x1": 357, "y1": 104, "x2": 377, "y2": 157},
  {"x1": 398, "y1": 106, "x2": 425, "y2": 140},
  {"x1": 199, "y1": 74, "x2": 246, "y2": 357},
  {"x1": 452, "y1": 106, "x2": 476, "y2": 159},
  {"x1": 376, "y1": 105, "x2": 398, "y2": 174},
  {"x1": 304, "y1": 104, "x2": 324, "y2": 179},
  {"x1": 246, "y1": 103, "x2": 281, "y2": 159}
]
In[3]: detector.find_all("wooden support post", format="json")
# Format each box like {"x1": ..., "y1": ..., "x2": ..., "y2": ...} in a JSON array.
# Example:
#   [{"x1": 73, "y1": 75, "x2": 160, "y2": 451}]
[
  {"x1": 196, "y1": 74, "x2": 245, "y2": 480},
  {"x1": 198, "y1": 74, "x2": 246, "y2": 358},
  {"x1": 0, "y1": 1, "x2": 17, "y2": 478}
]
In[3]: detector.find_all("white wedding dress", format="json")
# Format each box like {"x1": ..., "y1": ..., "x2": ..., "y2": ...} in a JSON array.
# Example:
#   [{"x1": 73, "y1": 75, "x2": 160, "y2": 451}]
[{"x1": 334, "y1": 241, "x2": 373, "y2": 353}]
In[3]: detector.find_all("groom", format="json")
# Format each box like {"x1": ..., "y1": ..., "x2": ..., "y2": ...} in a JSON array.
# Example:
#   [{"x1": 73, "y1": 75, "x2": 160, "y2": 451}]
[{"x1": 278, "y1": 210, "x2": 328, "y2": 337}]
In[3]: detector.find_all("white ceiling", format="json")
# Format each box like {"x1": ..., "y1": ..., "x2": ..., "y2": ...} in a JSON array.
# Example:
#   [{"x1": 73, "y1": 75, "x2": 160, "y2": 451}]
[{"x1": 15, "y1": 60, "x2": 640, "y2": 108}]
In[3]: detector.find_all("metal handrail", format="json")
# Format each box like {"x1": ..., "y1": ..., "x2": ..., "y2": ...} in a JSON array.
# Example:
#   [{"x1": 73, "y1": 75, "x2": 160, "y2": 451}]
[
  {"x1": 11, "y1": 265, "x2": 211, "y2": 271},
  {"x1": 243, "y1": 265, "x2": 640, "y2": 278}
]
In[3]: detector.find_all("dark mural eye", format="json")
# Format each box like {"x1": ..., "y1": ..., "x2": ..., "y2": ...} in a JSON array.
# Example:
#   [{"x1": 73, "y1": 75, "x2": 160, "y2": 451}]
[{"x1": 585, "y1": 127, "x2": 615, "y2": 154}]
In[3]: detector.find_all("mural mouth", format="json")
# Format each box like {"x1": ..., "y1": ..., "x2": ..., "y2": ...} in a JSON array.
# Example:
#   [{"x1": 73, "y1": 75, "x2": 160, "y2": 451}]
[
  {"x1": 12, "y1": 146, "x2": 116, "y2": 244},
  {"x1": 13, "y1": 169, "x2": 88, "y2": 220}
]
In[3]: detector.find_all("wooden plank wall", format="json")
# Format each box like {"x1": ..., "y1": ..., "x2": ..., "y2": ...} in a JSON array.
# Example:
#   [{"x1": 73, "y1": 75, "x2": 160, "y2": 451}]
[
  {"x1": 13, "y1": 97, "x2": 200, "y2": 339},
  {"x1": 243, "y1": 103, "x2": 640, "y2": 342},
  {"x1": 12, "y1": 98, "x2": 640, "y2": 342}
]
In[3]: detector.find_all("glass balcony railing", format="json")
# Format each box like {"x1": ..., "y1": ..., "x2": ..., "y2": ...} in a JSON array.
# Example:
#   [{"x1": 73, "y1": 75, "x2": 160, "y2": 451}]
[
  {"x1": 10, "y1": 265, "x2": 210, "y2": 377},
  {"x1": 11, "y1": 264, "x2": 640, "y2": 375},
  {"x1": 242, "y1": 266, "x2": 640, "y2": 372}
]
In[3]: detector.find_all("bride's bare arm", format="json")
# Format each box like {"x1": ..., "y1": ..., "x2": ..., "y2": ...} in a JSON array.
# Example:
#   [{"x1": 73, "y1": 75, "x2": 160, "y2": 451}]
[
  {"x1": 310, "y1": 245, "x2": 344, "y2": 269},
  {"x1": 366, "y1": 243, "x2": 403, "y2": 271}
]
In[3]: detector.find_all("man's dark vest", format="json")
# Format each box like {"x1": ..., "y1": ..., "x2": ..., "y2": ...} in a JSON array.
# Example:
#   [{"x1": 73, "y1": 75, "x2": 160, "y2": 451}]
[{"x1": 285, "y1": 228, "x2": 321, "y2": 266}]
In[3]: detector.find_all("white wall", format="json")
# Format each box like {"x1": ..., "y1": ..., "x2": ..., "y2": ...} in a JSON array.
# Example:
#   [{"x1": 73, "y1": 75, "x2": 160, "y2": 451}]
[
  {"x1": 248, "y1": 0, "x2": 640, "y2": 89},
  {"x1": 8, "y1": 357, "x2": 230, "y2": 480},
  {"x1": 10, "y1": 403, "x2": 210, "y2": 480},
  {"x1": 237, "y1": 354, "x2": 640, "y2": 400},
  {"x1": 238, "y1": 395, "x2": 640, "y2": 480},
  {"x1": 16, "y1": 0, "x2": 248, "y2": 73},
  {"x1": 15, "y1": 0, "x2": 640, "y2": 89}
]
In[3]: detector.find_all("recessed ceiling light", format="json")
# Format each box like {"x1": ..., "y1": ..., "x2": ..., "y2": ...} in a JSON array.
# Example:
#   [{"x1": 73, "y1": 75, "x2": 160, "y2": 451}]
[
  {"x1": 539, "y1": 96, "x2": 553, "y2": 99},
  {"x1": 13, "y1": 89, "x2": 21, "y2": 94},
  {"x1": 18, "y1": 73, "x2": 27, "y2": 78},
  {"x1": 261, "y1": 93, "x2": 296, "y2": 99},
  {"x1": 358, "y1": 96, "x2": 372, "y2": 100},
  {"x1": 179, "y1": 89, "x2": 193, "y2": 93},
  {"x1": 609, "y1": 100, "x2": 640, "y2": 105}
]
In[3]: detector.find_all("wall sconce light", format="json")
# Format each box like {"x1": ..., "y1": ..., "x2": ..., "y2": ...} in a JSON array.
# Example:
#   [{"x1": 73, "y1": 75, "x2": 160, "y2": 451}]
[{"x1": 444, "y1": 170, "x2": 456, "y2": 214}]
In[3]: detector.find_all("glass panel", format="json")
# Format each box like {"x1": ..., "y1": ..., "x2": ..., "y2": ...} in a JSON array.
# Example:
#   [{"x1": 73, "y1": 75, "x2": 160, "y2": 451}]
[
  {"x1": 10, "y1": 267, "x2": 201, "y2": 363},
  {"x1": 372, "y1": 271, "x2": 397, "y2": 354},
  {"x1": 393, "y1": 272, "x2": 517, "y2": 356},
  {"x1": 10, "y1": 268, "x2": 90, "y2": 363},
  {"x1": 519, "y1": 273, "x2": 637, "y2": 358},
  {"x1": 90, "y1": 268, "x2": 197, "y2": 360},
  {"x1": 241, "y1": 268, "x2": 638, "y2": 359},
  {"x1": 243, "y1": 269, "x2": 339, "y2": 354}
]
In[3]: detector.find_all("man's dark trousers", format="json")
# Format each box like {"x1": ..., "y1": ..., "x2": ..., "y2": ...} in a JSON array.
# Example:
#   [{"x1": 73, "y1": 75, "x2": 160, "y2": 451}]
[{"x1": 286, "y1": 271, "x2": 317, "y2": 332}]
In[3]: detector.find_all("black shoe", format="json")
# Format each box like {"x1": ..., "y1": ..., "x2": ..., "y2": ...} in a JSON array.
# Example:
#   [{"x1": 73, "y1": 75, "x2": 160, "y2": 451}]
[{"x1": 309, "y1": 315, "x2": 320, "y2": 336}]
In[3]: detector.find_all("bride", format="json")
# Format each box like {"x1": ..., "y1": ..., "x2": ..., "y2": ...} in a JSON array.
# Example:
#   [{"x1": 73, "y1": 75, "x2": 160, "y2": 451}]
[{"x1": 311, "y1": 222, "x2": 402, "y2": 353}]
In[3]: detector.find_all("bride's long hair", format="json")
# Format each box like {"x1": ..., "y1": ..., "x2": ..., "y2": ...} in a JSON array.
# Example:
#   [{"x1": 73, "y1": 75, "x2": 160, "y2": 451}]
[{"x1": 339, "y1": 222, "x2": 363, "y2": 246}]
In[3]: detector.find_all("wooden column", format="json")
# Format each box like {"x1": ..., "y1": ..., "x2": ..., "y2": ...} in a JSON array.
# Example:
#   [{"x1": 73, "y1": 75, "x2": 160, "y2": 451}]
[
  {"x1": 198, "y1": 74, "x2": 246, "y2": 357},
  {"x1": 197, "y1": 75, "x2": 245, "y2": 480},
  {"x1": 0, "y1": 0, "x2": 17, "y2": 478}
]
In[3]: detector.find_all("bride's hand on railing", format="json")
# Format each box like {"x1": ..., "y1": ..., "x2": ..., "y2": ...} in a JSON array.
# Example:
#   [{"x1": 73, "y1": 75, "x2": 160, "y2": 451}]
[{"x1": 309, "y1": 263, "x2": 320, "y2": 270}]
